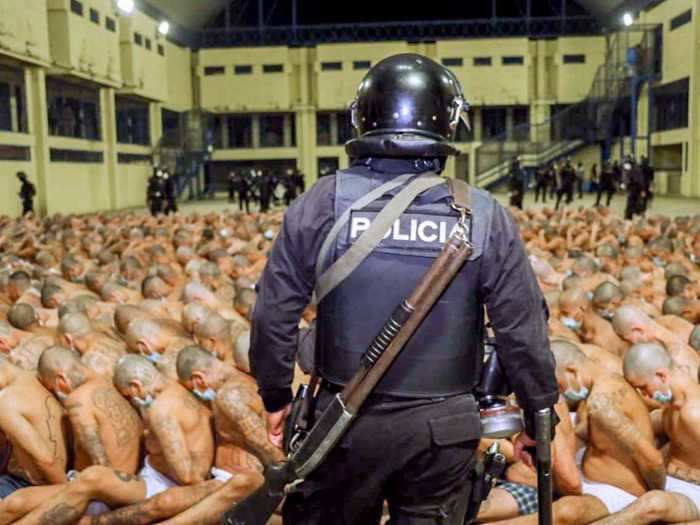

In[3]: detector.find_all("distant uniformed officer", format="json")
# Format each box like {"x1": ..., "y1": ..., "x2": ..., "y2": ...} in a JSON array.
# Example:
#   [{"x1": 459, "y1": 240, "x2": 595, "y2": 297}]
[
  {"x1": 508, "y1": 156, "x2": 526, "y2": 209},
  {"x1": 17, "y1": 172, "x2": 36, "y2": 216},
  {"x1": 251, "y1": 53, "x2": 558, "y2": 525},
  {"x1": 146, "y1": 168, "x2": 164, "y2": 216}
]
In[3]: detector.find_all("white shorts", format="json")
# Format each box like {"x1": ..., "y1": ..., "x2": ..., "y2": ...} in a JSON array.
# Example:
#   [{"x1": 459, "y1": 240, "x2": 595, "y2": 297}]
[
  {"x1": 140, "y1": 457, "x2": 178, "y2": 499},
  {"x1": 211, "y1": 467, "x2": 233, "y2": 483},
  {"x1": 666, "y1": 476, "x2": 700, "y2": 511},
  {"x1": 575, "y1": 456, "x2": 636, "y2": 515}
]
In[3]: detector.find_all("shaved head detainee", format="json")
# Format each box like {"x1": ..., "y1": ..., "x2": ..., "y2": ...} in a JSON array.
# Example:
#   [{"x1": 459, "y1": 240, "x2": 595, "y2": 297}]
[{"x1": 249, "y1": 53, "x2": 558, "y2": 524}]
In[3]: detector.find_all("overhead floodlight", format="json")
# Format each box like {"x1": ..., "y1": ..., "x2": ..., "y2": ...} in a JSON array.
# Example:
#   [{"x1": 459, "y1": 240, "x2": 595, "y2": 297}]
[
  {"x1": 117, "y1": 0, "x2": 135, "y2": 14},
  {"x1": 158, "y1": 20, "x2": 170, "y2": 36},
  {"x1": 622, "y1": 12, "x2": 634, "y2": 27}
]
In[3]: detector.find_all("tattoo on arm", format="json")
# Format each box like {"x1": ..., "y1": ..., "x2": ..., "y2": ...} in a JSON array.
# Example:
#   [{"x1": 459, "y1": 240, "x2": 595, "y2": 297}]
[
  {"x1": 587, "y1": 387, "x2": 665, "y2": 490},
  {"x1": 38, "y1": 503, "x2": 82, "y2": 525},
  {"x1": 668, "y1": 462, "x2": 700, "y2": 486},
  {"x1": 76, "y1": 423, "x2": 111, "y2": 467},
  {"x1": 151, "y1": 413, "x2": 193, "y2": 484},
  {"x1": 219, "y1": 390, "x2": 283, "y2": 466}
]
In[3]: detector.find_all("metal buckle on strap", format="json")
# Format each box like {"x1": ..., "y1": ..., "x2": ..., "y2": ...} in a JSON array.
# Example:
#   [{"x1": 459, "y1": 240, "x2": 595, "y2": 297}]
[{"x1": 450, "y1": 201, "x2": 473, "y2": 247}]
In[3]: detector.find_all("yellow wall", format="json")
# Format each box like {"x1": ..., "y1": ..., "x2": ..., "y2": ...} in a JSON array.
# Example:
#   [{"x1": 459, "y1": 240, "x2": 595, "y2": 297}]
[
  {"x1": 47, "y1": 0, "x2": 121, "y2": 86},
  {"x1": 118, "y1": 10, "x2": 168, "y2": 101},
  {"x1": 197, "y1": 47, "x2": 293, "y2": 111},
  {"x1": 165, "y1": 43, "x2": 193, "y2": 111},
  {"x1": 4, "y1": 0, "x2": 700, "y2": 215},
  {"x1": 315, "y1": 42, "x2": 409, "y2": 109},
  {"x1": 0, "y1": 0, "x2": 51, "y2": 66}
]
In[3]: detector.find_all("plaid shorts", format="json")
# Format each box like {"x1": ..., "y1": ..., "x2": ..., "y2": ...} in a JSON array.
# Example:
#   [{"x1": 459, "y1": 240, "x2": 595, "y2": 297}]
[{"x1": 495, "y1": 481, "x2": 538, "y2": 515}]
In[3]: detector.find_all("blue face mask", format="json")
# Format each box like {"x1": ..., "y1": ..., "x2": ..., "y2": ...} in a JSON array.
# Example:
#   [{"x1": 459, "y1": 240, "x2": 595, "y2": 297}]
[
  {"x1": 193, "y1": 388, "x2": 217, "y2": 402},
  {"x1": 562, "y1": 316, "x2": 582, "y2": 331},
  {"x1": 145, "y1": 352, "x2": 161, "y2": 364},
  {"x1": 652, "y1": 257, "x2": 666, "y2": 268},
  {"x1": 263, "y1": 229, "x2": 274, "y2": 241},
  {"x1": 563, "y1": 385, "x2": 589, "y2": 403},
  {"x1": 133, "y1": 394, "x2": 155, "y2": 409},
  {"x1": 598, "y1": 309, "x2": 615, "y2": 321},
  {"x1": 653, "y1": 389, "x2": 673, "y2": 404}
]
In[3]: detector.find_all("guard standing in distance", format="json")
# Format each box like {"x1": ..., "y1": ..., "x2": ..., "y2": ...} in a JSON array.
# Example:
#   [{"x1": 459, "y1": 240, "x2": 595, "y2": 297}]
[
  {"x1": 162, "y1": 168, "x2": 178, "y2": 215},
  {"x1": 283, "y1": 168, "x2": 298, "y2": 206},
  {"x1": 146, "y1": 167, "x2": 164, "y2": 216},
  {"x1": 16, "y1": 172, "x2": 36, "y2": 216},
  {"x1": 258, "y1": 169, "x2": 273, "y2": 212},
  {"x1": 623, "y1": 156, "x2": 646, "y2": 219},
  {"x1": 555, "y1": 157, "x2": 575, "y2": 210},
  {"x1": 640, "y1": 155, "x2": 654, "y2": 211},
  {"x1": 250, "y1": 53, "x2": 558, "y2": 524},
  {"x1": 508, "y1": 156, "x2": 526, "y2": 209},
  {"x1": 595, "y1": 160, "x2": 616, "y2": 207}
]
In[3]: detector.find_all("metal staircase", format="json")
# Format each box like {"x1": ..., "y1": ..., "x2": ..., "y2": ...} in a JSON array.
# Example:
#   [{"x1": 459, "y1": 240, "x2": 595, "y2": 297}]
[
  {"x1": 474, "y1": 24, "x2": 661, "y2": 190},
  {"x1": 153, "y1": 110, "x2": 212, "y2": 200}
]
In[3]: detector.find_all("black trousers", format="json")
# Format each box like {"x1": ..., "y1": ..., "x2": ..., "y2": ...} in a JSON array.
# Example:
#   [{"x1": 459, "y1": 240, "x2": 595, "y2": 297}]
[
  {"x1": 509, "y1": 191, "x2": 524, "y2": 210},
  {"x1": 149, "y1": 198, "x2": 162, "y2": 216},
  {"x1": 238, "y1": 194, "x2": 250, "y2": 213},
  {"x1": 625, "y1": 191, "x2": 642, "y2": 220},
  {"x1": 555, "y1": 187, "x2": 573, "y2": 210},
  {"x1": 21, "y1": 201, "x2": 33, "y2": 216},
  {"x1": 534, "y1": 183, "x2": 547, "y2": 203},
  {"x1": 283, "y1": 390, "x2": 479, "y2": 525},
  {"x1": 595, "y1": 187, "x2": 615, "y2": 207}
]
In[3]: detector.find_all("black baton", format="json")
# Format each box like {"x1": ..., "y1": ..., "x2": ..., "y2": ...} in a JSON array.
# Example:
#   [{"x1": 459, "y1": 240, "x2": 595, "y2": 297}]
[{"x1": 536, "y1": 408, "x2": 553, "y2": 525}]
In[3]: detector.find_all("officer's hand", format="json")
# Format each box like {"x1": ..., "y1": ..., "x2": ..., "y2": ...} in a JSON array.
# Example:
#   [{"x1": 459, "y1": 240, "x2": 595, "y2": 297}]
[
  {"x1": 513, "y1": 432, "x2": 537, "y2": 468},
  {"x1": 266, "y1": 403, "x2": 292, "y2": 449}
]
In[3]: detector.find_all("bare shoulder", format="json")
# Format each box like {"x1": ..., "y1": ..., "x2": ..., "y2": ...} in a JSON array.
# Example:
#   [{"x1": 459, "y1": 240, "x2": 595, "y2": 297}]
[
  {"x1": 587, "y1": 378, "x2": 630, "y2": 416},
  {"x1": 680, "y1": 400, "x2": 700, "y2": 427}
]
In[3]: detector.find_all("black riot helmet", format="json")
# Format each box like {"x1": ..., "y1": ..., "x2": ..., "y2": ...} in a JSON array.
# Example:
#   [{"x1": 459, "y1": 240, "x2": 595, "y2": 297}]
[{"x1": 346, "y1": 53, "x2": 469, "y2": 158}]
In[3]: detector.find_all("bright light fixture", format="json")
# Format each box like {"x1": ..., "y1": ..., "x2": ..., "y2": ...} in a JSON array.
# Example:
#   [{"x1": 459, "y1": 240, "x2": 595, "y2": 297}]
[
  {"x1": 117, "y1": 0, "x2": 134, "y2": 14},
  {"x1": 622, "y1": 12, "x2": 634, "y2": 27},
  {"x1": 158, "y1": 20, "x2": 170, "y2": 36}
]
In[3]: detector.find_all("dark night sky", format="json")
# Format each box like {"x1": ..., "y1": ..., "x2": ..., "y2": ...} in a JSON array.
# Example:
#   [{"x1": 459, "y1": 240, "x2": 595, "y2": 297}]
[{"x1": 210, "y1": 0, "x2": 589, "y2": 27}]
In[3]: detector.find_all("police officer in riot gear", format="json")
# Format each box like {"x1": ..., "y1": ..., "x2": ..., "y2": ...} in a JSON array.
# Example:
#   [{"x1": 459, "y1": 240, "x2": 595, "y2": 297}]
[
  {"x1": 146, "y1": 167, "x2": 164, "y2": 216},
  {"x1": 250, "y1": 54, "x2": 558, "y2": 525},
  {"x1": 16, "y1": 172, "x2": 36, "y2": 216}
]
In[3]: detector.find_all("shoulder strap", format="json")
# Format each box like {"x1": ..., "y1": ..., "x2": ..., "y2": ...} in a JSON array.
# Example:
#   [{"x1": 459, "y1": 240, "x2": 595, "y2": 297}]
[
  {"x1": 446, "y1": 178, "x2": 472, "y2": 213},
  {"x1": 315, "y1": 172, "x2": 416, "y2": 277},
  {"x1": 314, "y1": 175, "x2": 444, "y2": 304}
]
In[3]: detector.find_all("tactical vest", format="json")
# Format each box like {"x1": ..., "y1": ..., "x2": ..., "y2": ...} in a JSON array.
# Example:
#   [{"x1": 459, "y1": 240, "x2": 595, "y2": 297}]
[{"x1": 316, "y1": 168, "x2": 493, "y2": 397}]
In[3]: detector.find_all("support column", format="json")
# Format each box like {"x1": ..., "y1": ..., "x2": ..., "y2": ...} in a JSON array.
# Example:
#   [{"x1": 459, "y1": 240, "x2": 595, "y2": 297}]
[
  {"x1": 26, "y1": 67, "x2": 49, "y2": 216},
  {"x1": 685, "y1": 0, "x2": 700, "y2": 196},
  {"x1": 251, "y1": 115, "x2": 261, "y2": 148},
  {"x1": 283, "y1": 113, "x2": 292, "y2": 147},
  {"x1": 295, "y1": 107, "x2": 316, "y2": 187},
  {"x1": 220, "y1": 115, "x2": 229, "y2": 149},
  {"x1": 472, "y1": 107, "x2": 482, "y2": 142},
  {"x1": 150, "y1": 102, "x2": 163, "y2": 148},
  {"x1": 102, "y1": 87, "x2": 118, "y2": 210},
  {"x1": 505, "y1": 107, "x2": 514, "y2": 141}
]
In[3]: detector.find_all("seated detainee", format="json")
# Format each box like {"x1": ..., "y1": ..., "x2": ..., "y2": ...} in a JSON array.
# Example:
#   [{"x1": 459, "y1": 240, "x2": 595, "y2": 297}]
[
  {"x1": 193, "y1": 313, "x2": 236, "y2": 364},
  {"x1": 123, "y1": 318, "x2": 193, "y2": 379},
  {"x1": 13, "y1": 355, "x2": 218, "y2": 525},
  {"x1": 0, "y1": 320, "x2": 53, "y2": 370},
  {"x1": 6, "y1": 303, "x2": 57, "y2": 337},
  {"x1": 595, "y1": 342, "x2": 700, "y2": 524},
  {"x1": 612, "y1": 304, "x2": 700, "y2": 378},
  {"x1": 558, "y1": 288, "x2": 626, "y2": 357},
  {"x1": 591, "y1": 281, "x2": 623, "y2": 322},
  {"x1": 59, "y1": 313, "x2": 125, "y2": 377},
  {"x1": 38, "y1": 346, "x2": 143, "y2": 472},
  {"x1": 0, "y1": 356, "x2": 68, "y2": 505},
  {"x1": 477, "y1": 397, "x2": 581, "y2": 523},
  {"x1": 491, "y1": 340, "x2": 664, "y2": 525}
]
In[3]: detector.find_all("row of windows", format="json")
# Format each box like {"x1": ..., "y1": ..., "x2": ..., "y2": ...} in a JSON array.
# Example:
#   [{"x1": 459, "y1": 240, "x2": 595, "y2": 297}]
[
  {"x1": 320, "y1": 61, "x2": 372, "y2": 71},
  {"x1": 440, "y1": 54, "x2": 585, "y2": 67},
  {"x1": 441, "y1": 56, "x2": 525, "y2": 67},
  {"x1": 204, "y1": 64, "x2": 285, "y2": 76},
  {"x1": 133, "y1": 33, "x2": 166, "y2": 56},
  {"x1": 70, "y1": 0, "x2": 117, "y2": 34}
]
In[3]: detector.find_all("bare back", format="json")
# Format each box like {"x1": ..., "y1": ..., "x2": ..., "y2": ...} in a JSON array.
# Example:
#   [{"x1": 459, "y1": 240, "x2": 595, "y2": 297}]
[
  {"x1": 145, "y1": 382, "x2": 214, "y2": 484},
  {"x1": 0, "y1": 373, "x2": 68, "y2": 485},
  {"x1": 583, "y1": 374, "x2": 658, "y2": 495},
  {"x1": 66, "y1": 378, "x2": 143, "y2": 473}
]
